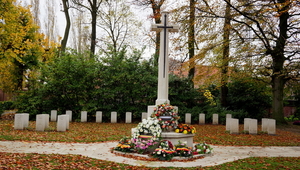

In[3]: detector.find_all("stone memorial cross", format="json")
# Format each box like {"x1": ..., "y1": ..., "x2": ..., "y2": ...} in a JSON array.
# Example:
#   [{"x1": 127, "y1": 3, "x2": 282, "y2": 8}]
[{"x1": 151, "y1": 11, "x2": 179, "y2": 105}]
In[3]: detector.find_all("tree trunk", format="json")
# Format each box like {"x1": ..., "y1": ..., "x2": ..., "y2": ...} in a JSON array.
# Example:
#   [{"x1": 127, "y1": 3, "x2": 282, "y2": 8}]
[
  {"x1": 61, "y1": 0, "x2": 71, "y2": 53},
  {"x1": 188, "y1": 0, "x2": 195, "y2": 87},
  {"x1": 269, "y1": 0, "x2": 289, "y2": 124},
  {"x1": 90, "y1": 0, "x2": 97, "y2": 57},
  {"x1": 271, "y1": 73, "x2": 286, "y2": 124},
  {"x1": 221, "y1": 0, "x2": 231, "y2": 107}
]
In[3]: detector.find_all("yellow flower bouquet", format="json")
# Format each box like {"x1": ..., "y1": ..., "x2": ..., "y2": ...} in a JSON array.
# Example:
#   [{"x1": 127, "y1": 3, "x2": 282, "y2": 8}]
[{"x1": 175, "y1": 124, "x2": 196, "y2": 134}]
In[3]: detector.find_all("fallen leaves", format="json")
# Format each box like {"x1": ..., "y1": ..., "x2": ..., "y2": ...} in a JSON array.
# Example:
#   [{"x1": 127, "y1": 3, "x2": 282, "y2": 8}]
[
  {"x1": 0, "y1": 152, "x2": 299, "y2": 170},
  {"x1": 0, "y1": 120, "x2": 299, "y2": 147}
]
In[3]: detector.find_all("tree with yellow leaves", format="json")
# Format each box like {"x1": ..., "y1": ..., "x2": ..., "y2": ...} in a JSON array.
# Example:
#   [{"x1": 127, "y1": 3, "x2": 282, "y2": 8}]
[{"x1": 0, "y1": 0, "x2": 56, "y2": 93}]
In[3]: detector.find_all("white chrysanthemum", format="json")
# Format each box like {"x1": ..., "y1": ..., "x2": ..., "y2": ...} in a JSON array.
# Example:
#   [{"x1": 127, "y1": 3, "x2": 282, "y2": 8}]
[{"x1": 142, "y1": 119, "x2": 147, "y2": 124}]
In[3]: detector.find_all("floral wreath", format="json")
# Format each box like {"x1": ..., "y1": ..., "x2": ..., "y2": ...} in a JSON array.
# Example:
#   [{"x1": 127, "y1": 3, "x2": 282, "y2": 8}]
[
  {"x1": 132, "y1": 117, "x2": 162, "y2": 140},
  {"x1": 151, "y1": 103, "x2": 180, "y2": 130},
  {"x1": 151, "y1": 140, "x2": 176, "y2": 161}
]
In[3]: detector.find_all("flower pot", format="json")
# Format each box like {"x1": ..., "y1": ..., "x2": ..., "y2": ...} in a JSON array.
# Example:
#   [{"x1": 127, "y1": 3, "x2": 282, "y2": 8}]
[{"x1": 159, "y1": 116, "x2": 172, "y2": 121}]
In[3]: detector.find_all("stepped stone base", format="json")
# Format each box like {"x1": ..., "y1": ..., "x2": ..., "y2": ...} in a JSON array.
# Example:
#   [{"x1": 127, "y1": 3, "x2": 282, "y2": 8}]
[{"x1": 161, "y1": 132, "x2": 195, "y2": 148}]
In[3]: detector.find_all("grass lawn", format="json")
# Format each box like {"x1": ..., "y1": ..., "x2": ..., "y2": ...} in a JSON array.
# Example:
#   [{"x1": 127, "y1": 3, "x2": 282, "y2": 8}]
[{"x1": 0, "y1": 120, "x2": 299, "y2": 169}]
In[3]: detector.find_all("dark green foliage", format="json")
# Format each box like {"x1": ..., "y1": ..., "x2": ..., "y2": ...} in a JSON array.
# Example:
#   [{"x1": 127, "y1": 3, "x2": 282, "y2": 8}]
[
  {"x1": 1, "y1": 101, "x2": 14, "y2": 111},
  {"x1": 95, "y1": 47, "x2": 157, "y2": 121},
  {"x1": 169, "y1": 74, "x2": 206, "y2": 124},
  {"x1": 13, "y1": 49, "x2": 158, "y2": 121},
  {"x1": 14, "y1": 50, "x2": 100, "y2": 120},
  {"x1": 0, "y1": 101, "x2": 13, "y2": 115},
  {"x1": 227, "y1": 78, "x2": 271, "y2": 120}
]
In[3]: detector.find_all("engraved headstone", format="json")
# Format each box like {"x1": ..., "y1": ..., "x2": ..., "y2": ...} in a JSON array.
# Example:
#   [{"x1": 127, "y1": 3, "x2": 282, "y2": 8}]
[
  {"x1": 41, "y1": 114, "x2": 49, "y2": 129},
  {"x1": 230, "y1": 118, "x2": 239, "y2": 134},
  {"x1": 261, "y1": 118, "x2": 269, "y2": 132},
  {"x1": 126, "y1": 112, "x2": 132, "y2": 123},
  {"x1": 50, "y1": 110, "x2": 57, "y2": 122},
  {"x1": 65, "y1": 114, "x2": 69, "y2": 129},
  {"x1": 14, "y1": 114, "x2": 24, "y2": 130},
  {"x1": 57, "y1": 115, "x2": 67, "y2": 132},
  {"x1": 249, "y1": 119, "x2": 257, "y2": 135},
  {"x1": 81, "y1": 111, "x2": 87, "y2": 122},
  {"x1": 244, "y1": 118, "x2": 252, "y2": 132},
  {"x1": 212, "y1": 114, "x2": 219, "y2": 125},
  {"x1": 268, "y1": 119, "x2": 276, "y2": 135},
  {"x1": 36, "y1": 114, "x2": 46, "y2": 131},
  {"x1": 66, "y1": 110, "x2": 72, "y2": 122},
  {"x1": 96, "y1": 111, "x2": 102, "y2": 123},
  {"x1": 111, "y1": 111, "x2": 117, "y2": 123},
  {"x1": 199, "y1": 113, "x2": 205, "y2": 124},
  {"x1": 226, "y1": 114, "x2": 232, "y2": 118},
  {"x1": 185, "y1": 113, "x2": 191, "y2": 124},
  {"x1": 21, "y1": 113, "x2": 29, "y2": 128},
  {"x1": 226, "y1": 118, "x2": 232, "y2": 131}
]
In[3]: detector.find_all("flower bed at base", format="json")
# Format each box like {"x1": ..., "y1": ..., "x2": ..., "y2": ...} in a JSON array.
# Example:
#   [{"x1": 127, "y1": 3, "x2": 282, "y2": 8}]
[
  {"x1": 113, "y1": 137, "x2": 213, "y2": 161},
  {"x1": 114, "y1": 103, "x2": 213, "y2": 161},
  {"x1": 111, "y1": 149, "x2": 208, "y2": 162}
]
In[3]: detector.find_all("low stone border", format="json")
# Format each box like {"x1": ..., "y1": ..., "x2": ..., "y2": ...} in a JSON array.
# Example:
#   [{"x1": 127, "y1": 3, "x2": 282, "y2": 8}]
[{"x1": 111, "y1": 149, "x2": 212, "y2": 162}]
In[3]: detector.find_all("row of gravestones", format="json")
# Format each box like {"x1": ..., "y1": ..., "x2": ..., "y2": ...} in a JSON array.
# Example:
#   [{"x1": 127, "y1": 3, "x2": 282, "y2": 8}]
[
  {"x1": 224, "y1": 114, "x2": 276, "y2": 135},
  {"x1": 188, "y1": 113, "x2": 276, "y2": 135},
  {"x1": 14, "y1": 111, "x2": 276, "y2": 134},
  {"x1": 14, "y1": 113, "x2": 69, "y2": 132}
]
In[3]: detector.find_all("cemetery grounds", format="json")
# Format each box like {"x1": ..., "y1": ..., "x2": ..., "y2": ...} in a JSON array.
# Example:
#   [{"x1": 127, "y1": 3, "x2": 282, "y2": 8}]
[{"x1": 0, "y1": 114, "x2": 299, "y2": 169}]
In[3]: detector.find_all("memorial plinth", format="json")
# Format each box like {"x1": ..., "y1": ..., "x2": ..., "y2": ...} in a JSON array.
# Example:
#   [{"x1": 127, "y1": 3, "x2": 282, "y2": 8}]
[{"x1": 161, "y1": 132, "x2": 195, "y2": 148}]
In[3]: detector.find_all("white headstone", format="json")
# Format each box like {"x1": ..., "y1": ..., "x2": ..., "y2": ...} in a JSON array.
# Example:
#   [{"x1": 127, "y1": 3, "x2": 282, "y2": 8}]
[
  {"x1": 199, "y1": 113, "x2": 205, "y2": 124},
  {"x1": 65, "y1": 114, "x2": 69, "y2": 129},
  {"x1": 226, "y1": 118, "x2": 232, "y2": 131},
  {"x1": 96, "y1": 111, "x2": 102, "y2": 123},
  {"x1": 230, "y1": 118, "x2": 239, "y2": 134},
  {"x1": 36, "y1": 114, "x2": 45, "y2": 131},
  {"x1": 141, "y1": 112, "x2": 148, "y2": 121},
  {"x1": 57, "y1": 115, "x2": 67, "y2": 132},
  {"x1": 151, "y1": 11, "x2": 179, "y2": 105},
  {"x1": 14, "y1": 114, "x2": 24, "y2": 130},
  {"x1": 81, "y1": 111, "x2": 87, "y2": 122},
  {"x1": 50, "y1": 110, "x2": 57, "y2": 122},
  {"x1": 244, "y1": 118, "x2": 252, "y2": 132},
  {"x1": 66, "y1": 110, "x2": 72, "y2": 122},
  {"x1": 212, "y1": 114, "x2": 219, "y2": 125},
  {"x1": 268, "y1": 119, "x2": 276, "y2": 135},
  {"x1": 226, "y1": 114, "x2": 232, "y2": 118},
  {"x1": 261, "y1": 118, "x2": 269, "y2": 132},
  {"x1": 226, "y1": 114, "x2": 232, "y2": 131},
  {"x1": 41, "y1": 114, "x2": 49, "y2": 129},
  {"x1": 111, "y1": 111, "x2": 117, "y2": 123},
  {"x1": 249, "y1": 119, "x2": 258, "y2": 135},
  {"x1": 147, "y1": 106, "x2": 155, "y2": 118},
  {"x1": 185, "y1": 113, "x2": 192, "y2": 124},
  {"x1": 21, "y1": 113, "x2": 29, "y2": 128},
  {"x1": 126, "y1": 112, "x2": 132, "y2": 123}
]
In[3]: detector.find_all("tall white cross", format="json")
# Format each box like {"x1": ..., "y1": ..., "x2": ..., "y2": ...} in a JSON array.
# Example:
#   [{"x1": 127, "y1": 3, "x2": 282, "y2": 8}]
[{"x1": 151, "y1": 11, "x2": 179, "y2": 105}]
